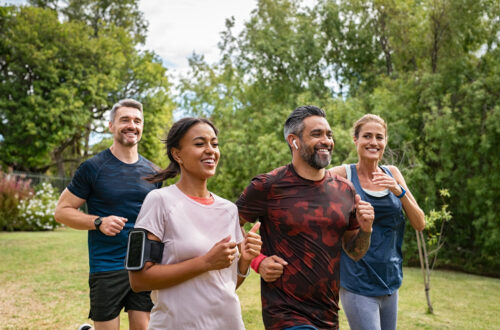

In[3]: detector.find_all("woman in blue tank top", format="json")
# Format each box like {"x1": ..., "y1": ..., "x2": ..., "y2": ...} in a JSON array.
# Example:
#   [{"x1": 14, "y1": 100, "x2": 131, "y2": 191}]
[{"x1": 331, "y1": 114, "x2": 425, "y2": 330}]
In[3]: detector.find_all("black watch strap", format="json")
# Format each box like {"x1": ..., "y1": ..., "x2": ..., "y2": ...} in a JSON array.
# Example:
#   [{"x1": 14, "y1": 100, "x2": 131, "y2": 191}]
[{"x1": 94, "y1": 217, "x2": 103, "y2": 232}]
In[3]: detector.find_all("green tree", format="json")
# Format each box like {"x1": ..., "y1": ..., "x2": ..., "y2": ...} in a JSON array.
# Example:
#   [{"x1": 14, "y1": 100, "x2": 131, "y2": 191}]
[
  {"x1": 178, "y1": 0, "x2": 500, "y2": 275},
  {"x1": 30, "y1": 0, "x2": 148, "y2": 43},
  {"x1": 0, "y1": 3, "x2": 173, "y2": 175},
  {"x1": 0, "y1": 6, "x2": 123, "y2": 173},
  {"x1": 61, "y1": 0, "x2": 148, "y2": 44},
  {"x1": 179, "y1": 0, "x2": 335, "y2": 200}
]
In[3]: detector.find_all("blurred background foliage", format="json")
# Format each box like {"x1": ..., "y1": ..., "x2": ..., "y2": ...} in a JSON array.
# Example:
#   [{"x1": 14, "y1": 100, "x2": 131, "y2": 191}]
[{"x1": 0, "y1": 0, "x2": 498, "y2": 275}]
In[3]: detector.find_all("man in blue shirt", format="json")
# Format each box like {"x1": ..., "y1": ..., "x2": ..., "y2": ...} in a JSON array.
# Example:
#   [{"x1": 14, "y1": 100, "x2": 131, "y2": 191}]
[{"x1": 55, "y1": 99, "x2": 161, "y2": 330}]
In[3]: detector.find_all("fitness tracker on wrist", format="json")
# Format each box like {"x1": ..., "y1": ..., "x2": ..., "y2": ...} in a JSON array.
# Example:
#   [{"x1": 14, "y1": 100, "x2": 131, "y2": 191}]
[
  {"x1": 94, "y1": 217, "x2": 103, "y2": 232},
  {"x1": 396, "y1": 185, "x2": 406, "y2": 199}
]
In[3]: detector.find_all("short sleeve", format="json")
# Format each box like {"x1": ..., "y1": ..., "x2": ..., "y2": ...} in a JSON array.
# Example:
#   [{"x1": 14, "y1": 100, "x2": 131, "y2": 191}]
[
  {"x1": 232, "y1": 206, "x2": 245, "y2": 244},
  {"x1": 134, "y1": 190, "x2": 166, "y2": 241},
  {"x1": 236, "y1": 175, "x2": 270, "y2": 223},
  {"x1": 346, "y1": 180, "x2": 360, "y2": 231},
  {"x1": 67, "y1": 161, "x2": 93, "y2": 200},
  {"x1": 331, "y1": 171, "x2": 360, "y2": 231}
]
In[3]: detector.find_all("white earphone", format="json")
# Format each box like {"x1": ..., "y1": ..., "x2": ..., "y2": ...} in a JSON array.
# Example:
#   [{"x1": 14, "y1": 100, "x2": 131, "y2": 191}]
[{"x1": 293, "y1": 140, "x2": 298, "y2": 150}]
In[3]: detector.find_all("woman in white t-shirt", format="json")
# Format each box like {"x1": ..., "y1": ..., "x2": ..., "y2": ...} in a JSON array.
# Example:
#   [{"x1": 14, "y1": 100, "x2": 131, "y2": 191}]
[{"x1": 129, "y1": 117, "x2": 262, "y2": 330}]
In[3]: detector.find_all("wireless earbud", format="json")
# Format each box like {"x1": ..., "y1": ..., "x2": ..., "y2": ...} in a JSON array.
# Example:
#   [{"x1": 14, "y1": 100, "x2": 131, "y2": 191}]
[{"x1": 293, "y1": 140, "x2": 298, "y2": 150}]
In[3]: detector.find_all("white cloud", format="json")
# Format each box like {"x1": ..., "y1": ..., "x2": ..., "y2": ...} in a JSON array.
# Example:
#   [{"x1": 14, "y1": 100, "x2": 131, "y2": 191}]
[{"x1": 139, "y1": 0, "x2": 257, "y2": 73}]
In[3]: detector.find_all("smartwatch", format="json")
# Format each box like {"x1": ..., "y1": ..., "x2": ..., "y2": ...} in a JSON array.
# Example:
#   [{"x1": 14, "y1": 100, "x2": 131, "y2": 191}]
[{"x1": 94, "y1": 217, "x2": 103, "y2": 232}]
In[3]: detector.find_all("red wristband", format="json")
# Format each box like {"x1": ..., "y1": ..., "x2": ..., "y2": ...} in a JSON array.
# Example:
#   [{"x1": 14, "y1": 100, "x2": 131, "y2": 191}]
[{"x1": 250, "y1": 253, "x2": 267, "y2": 273}]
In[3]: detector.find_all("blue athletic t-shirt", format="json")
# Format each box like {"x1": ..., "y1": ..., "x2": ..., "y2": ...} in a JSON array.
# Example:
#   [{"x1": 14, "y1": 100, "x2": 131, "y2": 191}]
[{"x1": 67, "y1": 148, "x2": 161, "y2": 273}]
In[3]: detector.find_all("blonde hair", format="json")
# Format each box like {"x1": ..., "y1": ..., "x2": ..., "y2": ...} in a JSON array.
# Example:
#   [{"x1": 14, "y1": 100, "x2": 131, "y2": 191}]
[{"x1": 353, "y1": 114, "x2": 387, "y2": 138}]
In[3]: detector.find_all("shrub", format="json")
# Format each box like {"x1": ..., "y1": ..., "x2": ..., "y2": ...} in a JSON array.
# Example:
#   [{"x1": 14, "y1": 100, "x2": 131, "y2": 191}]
[
  {"x1": 17, "y1": 182, "x2": 60, "y2": 231},
  {"x1": 0, "y1": 170, "x2": 34, "y2": 231}
]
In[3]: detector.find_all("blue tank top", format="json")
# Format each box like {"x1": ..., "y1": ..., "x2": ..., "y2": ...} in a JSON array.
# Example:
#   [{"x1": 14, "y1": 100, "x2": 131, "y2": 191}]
[{"x1": 340, "y1": 164, "x2": 405, "y2": 296}]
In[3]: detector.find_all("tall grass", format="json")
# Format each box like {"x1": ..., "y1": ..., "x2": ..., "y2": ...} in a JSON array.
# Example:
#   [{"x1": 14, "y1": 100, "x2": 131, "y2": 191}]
[{"x1": 1, "y1": 228, "x2": 499, "y2": 329}]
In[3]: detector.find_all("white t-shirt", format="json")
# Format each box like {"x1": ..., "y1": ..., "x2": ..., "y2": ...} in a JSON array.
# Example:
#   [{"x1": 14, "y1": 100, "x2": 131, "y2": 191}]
[{"x1": 135, "y1": 184, "x2": 245, "y2": 330}]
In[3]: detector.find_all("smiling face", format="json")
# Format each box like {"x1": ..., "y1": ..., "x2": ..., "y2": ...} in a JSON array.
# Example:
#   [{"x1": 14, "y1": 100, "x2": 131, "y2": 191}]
[
  {"x1": 173, "y1": 123, "x2": 220, "y2": 180},
  {"x1": 354, "y1": 121, "x2": 387, "y2": 161},
  {"x1": 109, "y1": 106, "x2": 143, "y2": 147},
  {"x1": 296, "y1": 116, "x2": 334, "y2": 169}
]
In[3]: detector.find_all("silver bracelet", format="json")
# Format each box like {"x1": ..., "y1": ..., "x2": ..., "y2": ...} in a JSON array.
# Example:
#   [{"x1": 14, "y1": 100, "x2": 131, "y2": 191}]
[{"x1": 237, "y1": 265, "x2": 251, "y2": 277}]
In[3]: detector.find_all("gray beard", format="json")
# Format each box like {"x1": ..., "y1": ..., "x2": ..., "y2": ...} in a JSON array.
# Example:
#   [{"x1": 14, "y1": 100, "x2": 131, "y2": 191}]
[{"x1": 300, "y1": 147, "x2": 331, "y2": 169}]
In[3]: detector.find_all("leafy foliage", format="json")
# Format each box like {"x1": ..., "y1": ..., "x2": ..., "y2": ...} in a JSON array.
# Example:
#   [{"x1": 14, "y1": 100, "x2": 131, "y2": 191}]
[
  {"x1": 178, "y1": 0, "x2": 500, "y2": 275},
  {"x1": 0, "y1": 3, "x2": 173, "y2": 175},
  {"x1": 1, "y1": 0, "x2": 498, "y2": 273}
]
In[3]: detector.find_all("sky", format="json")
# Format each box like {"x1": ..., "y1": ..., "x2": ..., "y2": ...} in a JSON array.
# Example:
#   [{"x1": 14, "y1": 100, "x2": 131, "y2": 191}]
[
  {"x1": 0, "y1": 0, "x2": 258, "y2": 75},
  {"x1": 138, "y1": 0, "x2": 257, "y2": 75}
]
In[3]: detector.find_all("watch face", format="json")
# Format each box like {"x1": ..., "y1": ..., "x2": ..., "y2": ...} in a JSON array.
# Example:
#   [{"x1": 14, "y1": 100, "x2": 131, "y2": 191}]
[{"x1": 95, "y1": 217, "x2": 102, "y2": 226}]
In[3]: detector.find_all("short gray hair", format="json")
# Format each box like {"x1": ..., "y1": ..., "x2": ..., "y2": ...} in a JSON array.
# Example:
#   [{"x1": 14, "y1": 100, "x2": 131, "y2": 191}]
[
  {"x1": 283, "y1": 105, "x2": 326, "y2": 140},
  {"x1": 109, "y1": 99, "x2": 143, "y2": 123}
]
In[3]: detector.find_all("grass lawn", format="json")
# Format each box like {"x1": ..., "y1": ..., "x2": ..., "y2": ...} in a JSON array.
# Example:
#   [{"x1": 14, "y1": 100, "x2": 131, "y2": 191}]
[{"x1": 1, "y1": 227, "x2": 499, "y2": 329}]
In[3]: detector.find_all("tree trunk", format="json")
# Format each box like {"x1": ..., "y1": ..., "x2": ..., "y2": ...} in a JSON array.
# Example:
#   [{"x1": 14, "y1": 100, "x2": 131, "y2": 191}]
[{"x1": 416, "y1": 230, "x2": 434, "y2": 314}]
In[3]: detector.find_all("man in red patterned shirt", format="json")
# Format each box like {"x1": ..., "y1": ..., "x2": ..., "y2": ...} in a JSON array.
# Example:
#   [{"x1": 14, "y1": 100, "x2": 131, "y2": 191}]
[{"x1": 236, "y1": 105, "x2": 374, "y2": 330}]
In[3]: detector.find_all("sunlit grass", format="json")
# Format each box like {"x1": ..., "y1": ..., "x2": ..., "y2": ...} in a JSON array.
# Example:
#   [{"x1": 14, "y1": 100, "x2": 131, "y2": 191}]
[{"x1": 1, "y1": 228, "x2": 499, "y2": 329}]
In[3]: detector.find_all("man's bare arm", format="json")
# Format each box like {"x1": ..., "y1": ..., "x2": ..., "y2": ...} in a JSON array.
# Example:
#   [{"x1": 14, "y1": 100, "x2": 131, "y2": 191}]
[
  {"x1": 342, "y1": 194, "x2": 374, "y2": 261},
  {"x1": 54, "y1": 188, "x2": 127, "y2": 235},
  {"x1": 342, "y1": 229, "x2": 371, "y2": 261},
  {"x1": 54, "y1": 188, "x2": 94, "y2": 230}
]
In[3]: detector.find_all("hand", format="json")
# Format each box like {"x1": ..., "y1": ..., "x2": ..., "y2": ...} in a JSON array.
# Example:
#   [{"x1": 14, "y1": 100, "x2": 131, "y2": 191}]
[
  {"x1": 371, "y1": 171, "x2": 403, "y2": 196},
  {"x1": 259, "y1": 255, "x2": 288, "y2": 282},
  {"x1": 99, "y1": 216, "x2": 127, "y2": 236},
  {"x1": 355, "y1": 194, "x2": 374, "y2": 233},
  {"x1": 241, "y1": 222, "x2": 262, "y2": 262},
  {"x1": 203, "y1": 236, "x2": 238, "y2": 271}
]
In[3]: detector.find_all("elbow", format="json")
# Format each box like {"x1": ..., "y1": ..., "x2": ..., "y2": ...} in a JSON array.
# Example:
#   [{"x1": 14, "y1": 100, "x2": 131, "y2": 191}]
[
  {"x1": 128, "y1": 272, "x2": 147, "y2": 292},
  {"x1": 349, "y1": 252, "x2": 364, "y2": 262},
  {"x1": 408, "y1": 208, "x2": 426, "y2": 232},
  {"x1": 415, "y1": 221, "x2": 426, "y2": 232},
  {"x1": 413, "y1": 213, "x2": 426, "y2": 232},
  {"x1": 53, "y1": 209, "x2": 63, "y2": 225},
  {"x1": 342, "y1": 247, "x2": 365, "y2": 262},
  {"x1": 53, "y1": 204, "x2": 69, "y2": 225}
]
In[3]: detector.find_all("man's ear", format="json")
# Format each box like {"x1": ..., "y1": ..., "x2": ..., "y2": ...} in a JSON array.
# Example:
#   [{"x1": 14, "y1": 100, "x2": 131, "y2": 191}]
[{"x1": 287, "y1": 135, "x2": 298, "y2": 150}]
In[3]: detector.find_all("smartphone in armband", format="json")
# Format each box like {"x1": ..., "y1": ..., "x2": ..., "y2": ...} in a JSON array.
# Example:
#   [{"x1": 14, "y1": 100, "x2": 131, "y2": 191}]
[{"x1": 125, "y1": 229, "x2": 164, "y2": 271}]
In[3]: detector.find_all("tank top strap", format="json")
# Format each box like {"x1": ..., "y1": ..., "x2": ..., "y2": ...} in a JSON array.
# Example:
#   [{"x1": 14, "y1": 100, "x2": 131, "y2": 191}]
[
  {"x1": 350, "y1": 164, "x2": 395, "y2": 199},
  {"x1": 349, "y1": 164, "x2": 365, "y2": 198},
  {"x1": 379, "y1": 165, "x2": 393, "y2": 177}
]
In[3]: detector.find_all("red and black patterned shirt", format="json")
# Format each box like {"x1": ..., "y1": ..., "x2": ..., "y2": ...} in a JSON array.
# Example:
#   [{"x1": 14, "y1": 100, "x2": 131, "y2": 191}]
[{"x1": 236, "y1": 164, "x2": 359, "y2": 330}]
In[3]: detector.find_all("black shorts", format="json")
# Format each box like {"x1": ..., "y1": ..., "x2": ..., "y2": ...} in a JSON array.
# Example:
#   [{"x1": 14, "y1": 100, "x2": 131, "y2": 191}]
[{"x1": 88, "y1": 269, "x2": 153, "y2": 322}]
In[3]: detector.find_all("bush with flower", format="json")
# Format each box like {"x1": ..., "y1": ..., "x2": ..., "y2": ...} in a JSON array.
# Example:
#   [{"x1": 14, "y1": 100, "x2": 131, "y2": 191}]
[
  {"x1": 17, "y1": 182, "x2": 60, "y2": 231},
  {"x1": 0, "y1": 170, "x2": 61, "y2": 231},
  {"x1": 0, "y1": 170, "x2": 34, "y2": 231}
]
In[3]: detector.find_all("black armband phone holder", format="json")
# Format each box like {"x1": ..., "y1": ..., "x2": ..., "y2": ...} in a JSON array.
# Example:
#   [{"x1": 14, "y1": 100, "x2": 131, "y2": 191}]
[{"x1": 125, "y1": 229, "x2": 164, "y2": 271}]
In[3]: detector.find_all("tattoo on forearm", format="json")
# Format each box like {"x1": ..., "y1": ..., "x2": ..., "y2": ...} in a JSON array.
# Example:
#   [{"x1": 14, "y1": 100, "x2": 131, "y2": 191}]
[{"x1": 344, "y1": 230, "x2": 371, "y2": 261}]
